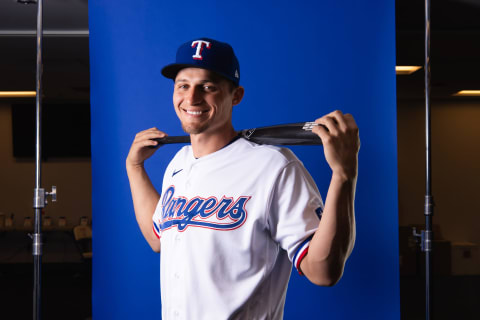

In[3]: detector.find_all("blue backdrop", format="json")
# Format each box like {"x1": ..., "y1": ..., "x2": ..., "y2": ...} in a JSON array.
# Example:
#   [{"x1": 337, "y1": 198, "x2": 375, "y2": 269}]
[{"x1": 89, "y1": 0, "x2": 399, "y2": 319}]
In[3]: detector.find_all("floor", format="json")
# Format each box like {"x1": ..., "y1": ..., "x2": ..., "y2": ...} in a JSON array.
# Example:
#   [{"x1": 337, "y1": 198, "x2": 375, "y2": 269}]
[
  {"x1": 400, "y1": 274, "x2": 480, "y2": 320},
  {"x1": 0, "y1": 263, "x2": 478, "y2": 319},
  {"x1": 0, "y1": 263, "x2": 91, "y2": 320}
]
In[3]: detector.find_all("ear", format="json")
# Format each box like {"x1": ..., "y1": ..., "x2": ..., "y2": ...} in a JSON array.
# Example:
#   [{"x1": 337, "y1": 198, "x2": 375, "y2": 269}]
[{"x1": 232, "y1": 86, "x2": 245, "y2": 106}]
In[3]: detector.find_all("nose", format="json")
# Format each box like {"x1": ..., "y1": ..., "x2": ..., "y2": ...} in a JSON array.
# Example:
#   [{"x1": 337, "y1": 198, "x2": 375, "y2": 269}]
[{"x1": 185, "y1": 86, "x2": 203, "y2": 105}]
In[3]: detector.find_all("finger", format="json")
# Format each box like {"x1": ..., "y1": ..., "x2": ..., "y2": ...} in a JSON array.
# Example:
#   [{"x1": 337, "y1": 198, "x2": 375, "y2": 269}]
[
  {"x1": 311, "y1": 122, "x2": 330, "y2": 143},
  {"x1": 341, "y1": 114, "x2": 359, "y2": 143},
  {"x1": 327, "y1": 110, "x2": 351, "y2": 132},
  {"x1": 325, "y1": 110, "x2": 343, "y2": 118},
  {"x1": 135, "y1": 127, "x2": 165, "y2": 137},
  {"x1": 315, "y1": 116, "x2": 339, "y2": 136},
  {"x1": 141, "y1": 138, "x2": 160, "y2": 148},
  {"x1": 343, "y1": 113, "x2": 358, "y2": 131},
  {"x1": 130, "y1": 139, "x2": 157, "y2": 153},
  {"x1": 135, "y1": 130, "x2": 167, "y2": 142}
]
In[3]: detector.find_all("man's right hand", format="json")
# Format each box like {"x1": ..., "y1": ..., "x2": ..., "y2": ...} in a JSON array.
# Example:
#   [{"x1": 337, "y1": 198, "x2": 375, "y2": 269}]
[{"x1": 126, "y1": 127, "x2": 167, "y2": 170}]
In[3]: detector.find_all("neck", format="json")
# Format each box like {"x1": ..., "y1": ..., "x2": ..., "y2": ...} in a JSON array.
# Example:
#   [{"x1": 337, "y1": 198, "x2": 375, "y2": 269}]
[{"x1": 190, "y1": 126, "x2": 237, "y2": 158}]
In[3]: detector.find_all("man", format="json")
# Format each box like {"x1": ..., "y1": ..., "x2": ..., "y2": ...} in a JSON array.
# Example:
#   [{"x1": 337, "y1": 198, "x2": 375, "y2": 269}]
[{"x1": 126, "y1": 38, "x2": 360, "y2": 319}]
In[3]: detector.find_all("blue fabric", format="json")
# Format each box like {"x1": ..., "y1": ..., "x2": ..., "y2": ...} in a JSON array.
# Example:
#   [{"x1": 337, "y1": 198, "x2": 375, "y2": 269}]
[{"x1": 89, "y1": 0, "x2": 400, "y2": 319}]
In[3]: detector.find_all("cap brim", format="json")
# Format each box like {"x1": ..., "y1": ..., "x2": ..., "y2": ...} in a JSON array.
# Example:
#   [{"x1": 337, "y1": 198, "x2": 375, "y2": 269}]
[
  {"x1": 161, "y1": 64, "x2": 198, "y2": 80},
  {"x1": 161, "y1": 63, "x2": 239, "y2": 85}
]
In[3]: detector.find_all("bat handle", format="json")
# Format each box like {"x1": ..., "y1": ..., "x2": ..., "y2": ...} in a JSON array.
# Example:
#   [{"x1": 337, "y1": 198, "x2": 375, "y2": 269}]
[{"x1": 151, "y1": 136, "x2": 190, "y2": 146}]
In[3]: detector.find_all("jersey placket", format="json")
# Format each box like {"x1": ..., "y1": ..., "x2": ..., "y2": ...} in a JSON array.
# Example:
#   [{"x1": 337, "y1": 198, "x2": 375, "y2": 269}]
[{"x1": 168, "y1": 161, "x2": 194, "y2": 319}]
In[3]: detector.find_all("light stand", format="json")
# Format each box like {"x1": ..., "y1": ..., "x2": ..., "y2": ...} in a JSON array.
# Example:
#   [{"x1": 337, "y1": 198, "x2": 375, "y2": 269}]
[
  {"x1": 413, "y1": 0, "x2": 434, "y2": 319},
  {"x1": 18, "y1": 1, "x2": 57, "y2": 319}
]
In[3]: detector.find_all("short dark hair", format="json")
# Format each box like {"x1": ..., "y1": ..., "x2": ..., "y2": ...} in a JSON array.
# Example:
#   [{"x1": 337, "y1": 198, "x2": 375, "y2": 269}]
[{"x1": 208, "y1": 71, "x2": 239, "y2": 92}]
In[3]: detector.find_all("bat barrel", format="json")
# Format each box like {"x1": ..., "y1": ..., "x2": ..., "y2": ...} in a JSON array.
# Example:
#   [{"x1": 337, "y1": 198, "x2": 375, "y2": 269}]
[{"x1": 240, "y1": 122, "x2": 323, "y2": 145}]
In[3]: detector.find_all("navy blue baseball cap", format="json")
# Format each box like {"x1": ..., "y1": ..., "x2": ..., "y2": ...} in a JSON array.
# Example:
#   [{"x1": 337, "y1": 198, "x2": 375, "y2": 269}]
[{"x1": 161, "y1": 38, "x2": 240, "y2": 86}]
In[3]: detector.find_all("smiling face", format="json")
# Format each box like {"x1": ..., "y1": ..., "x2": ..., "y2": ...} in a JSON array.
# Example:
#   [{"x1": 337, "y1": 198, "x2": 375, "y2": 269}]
[{"x1": 173, "y1": 68, "x2": 244, "y2": 136}]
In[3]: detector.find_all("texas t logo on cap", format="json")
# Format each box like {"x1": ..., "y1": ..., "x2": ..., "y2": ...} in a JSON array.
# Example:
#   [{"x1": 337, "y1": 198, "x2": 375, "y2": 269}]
[{"x1": 191, "y1": 40, "x2": 211, "y2": 60}]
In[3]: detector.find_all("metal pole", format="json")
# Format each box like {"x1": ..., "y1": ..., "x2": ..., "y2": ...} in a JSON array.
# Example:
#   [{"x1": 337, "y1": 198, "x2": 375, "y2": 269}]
[
  {"x1": 424, "y1": 0, "x2": 434, "y2": 319},
  {"x1": 18, "y1": 0, "x2": 56, "y2": 317},
  {"x1": 33, "y1": 0, "x2": 44, "y2": 319}
]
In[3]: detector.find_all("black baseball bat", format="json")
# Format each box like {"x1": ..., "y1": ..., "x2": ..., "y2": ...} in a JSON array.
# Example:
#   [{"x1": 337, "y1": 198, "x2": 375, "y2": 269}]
[{"x1": 152, "y1": 122, "x2": 323, "y2": 146}]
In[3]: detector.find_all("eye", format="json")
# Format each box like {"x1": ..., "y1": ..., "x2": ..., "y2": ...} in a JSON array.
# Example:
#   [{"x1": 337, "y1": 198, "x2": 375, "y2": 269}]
[
  {"x1": 176, "y1": 83, "x2": 189, "y2": 90},
  {"x1": 203, "y1": 84, "x2": 217, "y2": 92}
]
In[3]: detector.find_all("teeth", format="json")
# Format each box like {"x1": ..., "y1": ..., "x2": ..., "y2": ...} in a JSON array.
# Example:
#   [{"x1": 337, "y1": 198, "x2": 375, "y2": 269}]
[{"x1": 186, "y1": 110, "x2": 203, "y2": 115}]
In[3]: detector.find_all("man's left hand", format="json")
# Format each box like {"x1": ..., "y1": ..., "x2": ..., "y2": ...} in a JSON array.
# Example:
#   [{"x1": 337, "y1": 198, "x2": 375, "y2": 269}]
[{"x1": 311, "y1": 110, "x2": 360, "y2": 181}]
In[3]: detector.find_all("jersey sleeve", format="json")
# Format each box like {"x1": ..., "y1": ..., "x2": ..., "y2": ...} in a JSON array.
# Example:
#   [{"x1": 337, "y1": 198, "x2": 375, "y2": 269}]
[{"x1": 267, "y1": 159, "x2": 324, "y2": 274}]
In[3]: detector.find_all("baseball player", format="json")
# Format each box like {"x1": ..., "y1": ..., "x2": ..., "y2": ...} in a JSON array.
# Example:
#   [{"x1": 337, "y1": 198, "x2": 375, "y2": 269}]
[{"x1": 126, "y1": 38, "x2": 359, "y2": 319}]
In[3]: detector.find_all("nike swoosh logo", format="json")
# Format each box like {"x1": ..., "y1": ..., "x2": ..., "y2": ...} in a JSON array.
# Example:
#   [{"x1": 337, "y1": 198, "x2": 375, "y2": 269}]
[{"x1": 172, "y1": 169, "x2": 183, "y2": 177}]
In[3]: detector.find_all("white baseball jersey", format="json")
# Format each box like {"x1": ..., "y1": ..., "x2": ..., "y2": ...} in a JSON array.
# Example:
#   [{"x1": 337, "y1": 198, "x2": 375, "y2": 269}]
[{"x1": 152, "y1": 137, "x2": 323, "y2": 320}]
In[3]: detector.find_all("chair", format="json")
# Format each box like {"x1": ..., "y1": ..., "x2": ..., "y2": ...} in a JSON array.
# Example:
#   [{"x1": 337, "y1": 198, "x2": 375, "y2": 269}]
[{"x1": 73, "y1": 224, "x2": 92, "y2": 260}]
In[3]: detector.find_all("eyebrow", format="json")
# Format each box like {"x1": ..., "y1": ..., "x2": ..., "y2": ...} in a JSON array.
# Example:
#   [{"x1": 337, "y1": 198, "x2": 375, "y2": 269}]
[{"x1": 174, "y1": 79, "x2": 217, "y2": 84}]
